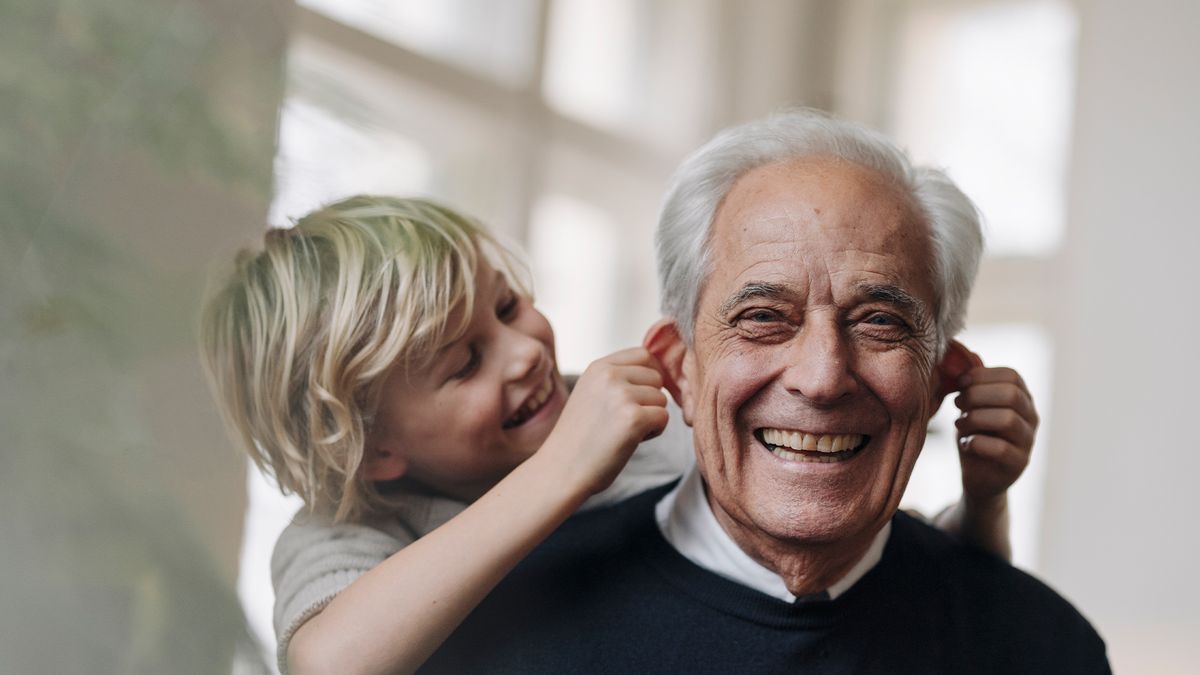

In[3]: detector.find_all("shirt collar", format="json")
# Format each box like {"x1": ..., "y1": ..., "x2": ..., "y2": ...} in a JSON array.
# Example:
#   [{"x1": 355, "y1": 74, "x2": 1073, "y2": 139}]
[{"x1": 655, "y1": 463, "x2": 890, "y2": 602}]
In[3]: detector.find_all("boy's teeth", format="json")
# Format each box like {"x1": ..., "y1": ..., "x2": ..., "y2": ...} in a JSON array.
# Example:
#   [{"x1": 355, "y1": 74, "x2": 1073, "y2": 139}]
[
  {"x1": 760, "y1": 429, "x2": 865, "y2": 454},
  {"x1": 506, "y1": 376, "x2": 555, "y2": 428}
]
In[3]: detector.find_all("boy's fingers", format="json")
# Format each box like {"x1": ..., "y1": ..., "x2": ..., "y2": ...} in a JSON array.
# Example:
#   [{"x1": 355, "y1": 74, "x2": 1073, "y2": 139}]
[
  {"x1": 609, "y1": 364, "x2": 664, "y2": 388},
  {"x1": 960, "y1": 366, "x2": 1028, "y2": 390},
  {"x1": 955, "y1": 408, "x2": 1035, "y2": 450},
  {"x1": 640, "y1": 407, "x2": 671, "y2": 441},
  {"x1": 629, "y1": 385, "x2": 668, "y2": 408},
  {"x1": 953, "y1": 383, "x2": 1037, "y2": 424},
  {"x1": 601, "y1": 346, "x2": 658, "y2": 367},
  {"x1": 959, "y1": 434, "x2": 1030, "y2": 470}
]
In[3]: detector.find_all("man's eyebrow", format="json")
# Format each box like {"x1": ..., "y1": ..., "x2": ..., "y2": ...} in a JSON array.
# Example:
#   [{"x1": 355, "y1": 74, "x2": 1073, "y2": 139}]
[
  {"x1": 719, "y1": 282, "x2": 789, "y2": 315},
  {"x1": 858, "y1": 282, "x2": 927, "y2": 315}
]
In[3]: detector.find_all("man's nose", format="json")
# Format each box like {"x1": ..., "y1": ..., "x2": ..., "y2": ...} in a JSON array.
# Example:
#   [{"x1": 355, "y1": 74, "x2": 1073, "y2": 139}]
[
  {"x1": 781, "y1": 320, "x2": 858, "y2": 405},
  {"x1": 501, "y1": 326, "x2": 543, "y2": 383}
]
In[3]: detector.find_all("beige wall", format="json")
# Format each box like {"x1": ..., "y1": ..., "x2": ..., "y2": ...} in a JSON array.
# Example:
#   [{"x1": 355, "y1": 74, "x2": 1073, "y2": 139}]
[{"x1": 1039, "y1": 0, "x2": 1200, "y2": 671}]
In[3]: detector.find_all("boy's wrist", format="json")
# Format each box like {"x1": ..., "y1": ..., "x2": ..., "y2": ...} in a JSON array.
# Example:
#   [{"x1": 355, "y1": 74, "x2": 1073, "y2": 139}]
[
  {"x1": 520, "y1": 441, "x2": 595, "y2": 510},
  {"x1": 963, "y1": 492, "x2": 1008, "y2": 522}
]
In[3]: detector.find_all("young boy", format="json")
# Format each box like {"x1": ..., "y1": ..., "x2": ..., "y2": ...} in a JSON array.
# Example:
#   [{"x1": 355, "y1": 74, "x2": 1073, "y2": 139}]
[{"x1": 201, "y1": 196, "x2": 1036, "y2": 675}]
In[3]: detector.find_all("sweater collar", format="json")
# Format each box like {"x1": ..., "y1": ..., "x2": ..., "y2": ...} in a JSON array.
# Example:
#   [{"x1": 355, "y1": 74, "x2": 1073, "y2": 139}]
[{"x1": 655, "y1": 464, "x2": 890, "y2": 602}]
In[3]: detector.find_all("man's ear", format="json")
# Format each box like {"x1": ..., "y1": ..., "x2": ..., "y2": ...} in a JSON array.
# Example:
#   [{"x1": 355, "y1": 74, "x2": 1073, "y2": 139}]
[
  {"x1": 643, "y1": 318, "x2": 695, "y2": 425},
  {"x1": 932, "y1": 339, "x2": 983, "y2": 412},
  {"x1": 362, "y1": 444, "x2": 409, "y2": 482}
]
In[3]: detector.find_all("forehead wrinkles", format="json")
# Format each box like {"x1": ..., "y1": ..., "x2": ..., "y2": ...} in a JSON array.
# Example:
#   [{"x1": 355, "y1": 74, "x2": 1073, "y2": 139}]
[{"x1": 701, "y1": 156, "x2": 936, "y2": 315}]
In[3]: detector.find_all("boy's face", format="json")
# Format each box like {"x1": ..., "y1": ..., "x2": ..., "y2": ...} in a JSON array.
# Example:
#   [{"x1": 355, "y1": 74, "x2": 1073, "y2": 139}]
[{"x1": 370, "y1": 258, "x2": 567, "y2": 500}]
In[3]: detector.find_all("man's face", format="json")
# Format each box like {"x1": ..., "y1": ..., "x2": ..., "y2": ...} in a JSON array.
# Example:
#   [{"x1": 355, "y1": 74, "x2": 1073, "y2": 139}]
[{"x1": 680, "y1": 156, "x2": 943, "y2": 549}]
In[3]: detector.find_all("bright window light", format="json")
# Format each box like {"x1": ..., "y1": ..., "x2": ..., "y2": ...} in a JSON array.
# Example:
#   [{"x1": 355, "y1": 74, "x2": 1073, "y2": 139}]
[
  {"x1": 237, "y1": 467, "x2": 303, "y2": 673},
  {"x1": 298, "y1": 0, "x2": 540, "y2": 86},
  {"x1": 891, "y1": 0, "x2": 1077, "y2": 256},
  {"x1": 268, "y1": 97, "x2": 432, "y2": 227},
  {"x1": 528, "y1": 194, "x2": 621, "y2": 375},
  {"x1": 543, "y1": 0, "x2": 640, "y2": 133}
]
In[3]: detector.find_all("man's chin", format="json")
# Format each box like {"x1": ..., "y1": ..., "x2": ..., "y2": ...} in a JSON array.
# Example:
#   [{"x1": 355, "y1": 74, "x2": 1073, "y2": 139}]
[
  {"x1": 724, "y1": 481, "x2": 893, "y2": 548},
  {"x1": 756, "y1": 507, "x2": 881, "y2": 546}
]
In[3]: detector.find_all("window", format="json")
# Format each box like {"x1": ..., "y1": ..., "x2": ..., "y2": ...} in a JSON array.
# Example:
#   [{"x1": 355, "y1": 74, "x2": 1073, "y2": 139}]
[{"x1": 890, "y1": 0, "x2": 1077, "y2": 256}]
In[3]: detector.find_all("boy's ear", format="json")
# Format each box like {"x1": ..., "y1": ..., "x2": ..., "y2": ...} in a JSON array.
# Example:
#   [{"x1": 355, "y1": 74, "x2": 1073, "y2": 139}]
[
  {"x1": 932, "y1": 339, "x2": 983, "y2": 412},
  {"x1": 362, "y1": 444, "x2": 409, "y2": 482},
  {"x1": 643, "y1": 318, "x2": 695, "y2": 425}
]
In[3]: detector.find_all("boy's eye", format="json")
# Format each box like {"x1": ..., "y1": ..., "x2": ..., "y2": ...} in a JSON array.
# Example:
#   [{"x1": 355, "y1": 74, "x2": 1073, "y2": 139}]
[
  {"x1": 451, "y1": 345, "x2": 480, "y2": 380},
  {"x1": 497, "y1": 292, "x2": 519, "y2": 321}
]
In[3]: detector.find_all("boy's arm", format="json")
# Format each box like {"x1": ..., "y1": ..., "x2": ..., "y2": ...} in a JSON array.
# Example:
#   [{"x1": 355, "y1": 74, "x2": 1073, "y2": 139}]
[
  {"x1": 933, "y1": 492, "x2": 1012, "y2": 561},
  {"x1": 288, "y1": 348, "x2": 668, "y2": 675},
  {"x1": 933, "y1": 344, "x2": 1037, "y2": 561}
]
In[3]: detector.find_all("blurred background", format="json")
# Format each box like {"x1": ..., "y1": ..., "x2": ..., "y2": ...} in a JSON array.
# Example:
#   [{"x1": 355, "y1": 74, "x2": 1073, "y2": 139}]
[{"x1": 3, "y1": 0, "x2": 1197, "y2": 672}]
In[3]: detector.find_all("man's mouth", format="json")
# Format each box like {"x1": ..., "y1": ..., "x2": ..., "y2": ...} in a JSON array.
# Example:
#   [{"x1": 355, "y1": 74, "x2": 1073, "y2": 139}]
[
  {"x1": 503, "y1": 374, "x2": 557, "y2": 429},
  {"x1": 755, "y1": 428, "x2": 870, "y2": 463}
]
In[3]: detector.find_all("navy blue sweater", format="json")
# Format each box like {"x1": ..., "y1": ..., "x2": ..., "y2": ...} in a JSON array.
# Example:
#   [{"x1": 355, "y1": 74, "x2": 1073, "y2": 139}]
[{"x1": 422, "y1": 484, "x2": 1109, "y2": 674}]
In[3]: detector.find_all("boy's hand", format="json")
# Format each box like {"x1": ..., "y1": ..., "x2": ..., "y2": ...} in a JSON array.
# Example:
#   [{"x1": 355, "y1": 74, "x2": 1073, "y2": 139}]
[
  {"x1": 545, "y1": 347, "x2": 670, "y2": 497},
  {"x1": 949, "y1": 344, "x2": 1038, "y2": 505}
]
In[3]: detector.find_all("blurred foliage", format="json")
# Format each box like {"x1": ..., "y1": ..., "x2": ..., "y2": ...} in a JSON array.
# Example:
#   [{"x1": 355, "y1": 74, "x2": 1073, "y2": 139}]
[
  {"x1": 1, "y1": 0, "x2": 286, "y2": 672},
  {"x1": 1, "y1": 0, "x2": 280, "y2": 358}
]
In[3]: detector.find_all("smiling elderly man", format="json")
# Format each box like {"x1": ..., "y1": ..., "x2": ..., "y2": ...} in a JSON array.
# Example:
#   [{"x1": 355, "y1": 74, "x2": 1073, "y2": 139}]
[{"x1": 422, "y1": 110, "x2": 1108, "y2": 674}]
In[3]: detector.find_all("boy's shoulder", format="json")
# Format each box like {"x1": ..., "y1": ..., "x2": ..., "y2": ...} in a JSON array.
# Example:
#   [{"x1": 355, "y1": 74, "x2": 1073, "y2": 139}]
[{"x1": 272, "y1": 485, "x2": 469, "y2": 579}]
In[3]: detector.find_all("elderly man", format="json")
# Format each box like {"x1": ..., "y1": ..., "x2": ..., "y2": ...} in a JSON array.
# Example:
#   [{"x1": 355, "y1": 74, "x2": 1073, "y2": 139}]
[{"x1": 422, "y1": 110, "x2": 1108, "y2": 673}]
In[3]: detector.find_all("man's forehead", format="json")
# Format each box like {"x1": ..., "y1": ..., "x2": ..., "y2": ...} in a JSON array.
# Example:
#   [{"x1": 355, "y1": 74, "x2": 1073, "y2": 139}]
[
  {"x1": 703, "y1": 157, "x2": 936, "y2": 302},
  {"x1": 714, "y1": 160, "x2": 922, "y2": 242}
]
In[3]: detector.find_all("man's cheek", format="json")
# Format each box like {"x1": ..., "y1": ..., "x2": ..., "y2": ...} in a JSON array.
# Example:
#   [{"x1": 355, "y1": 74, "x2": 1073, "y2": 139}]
[
  {"x1": 868, "y1": 355, "x2": 932, "y2": 404},
  {"x1": 712, "y1": 351, "x2": 775, "y2": 403}
]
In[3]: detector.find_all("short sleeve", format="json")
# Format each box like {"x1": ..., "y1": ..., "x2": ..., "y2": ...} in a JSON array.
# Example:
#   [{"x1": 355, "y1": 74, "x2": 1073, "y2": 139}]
[{"x1": 270, "y1": 514, "x2": 412, "y2": 673}]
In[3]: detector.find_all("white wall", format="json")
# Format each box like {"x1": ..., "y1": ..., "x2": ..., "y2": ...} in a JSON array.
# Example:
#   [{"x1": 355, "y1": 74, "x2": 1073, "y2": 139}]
[{"x1": 1039, "y1": 0, "x2": 1200, "y2": 671}]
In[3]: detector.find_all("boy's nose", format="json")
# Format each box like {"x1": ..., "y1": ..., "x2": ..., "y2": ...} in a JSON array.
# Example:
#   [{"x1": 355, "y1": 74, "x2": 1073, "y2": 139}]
[{"x1": 502, "y1": 328, "x2": 543, "y2": 383}]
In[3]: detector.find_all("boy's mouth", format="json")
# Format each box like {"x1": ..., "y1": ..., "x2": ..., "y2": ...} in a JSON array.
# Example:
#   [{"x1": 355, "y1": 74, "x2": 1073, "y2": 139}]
[
  {"x1": 503, "y1": 374, "x2": 556, "y2": 429},
  {"x1": 754, "y1": 428, "x2": 870, "y2": 463}
]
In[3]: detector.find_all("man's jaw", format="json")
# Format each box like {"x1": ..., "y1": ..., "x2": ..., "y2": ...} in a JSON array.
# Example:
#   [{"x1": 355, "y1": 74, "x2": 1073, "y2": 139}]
[{"x1": 754, "y1": 427, "x2": 870, "y2": 463}]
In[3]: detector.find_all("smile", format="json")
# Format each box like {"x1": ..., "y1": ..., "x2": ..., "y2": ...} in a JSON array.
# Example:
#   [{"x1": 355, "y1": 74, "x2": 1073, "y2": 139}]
[
  {"x1": 503, "y1": 374, "x2": 556, "y2": 429},
  {"x1": 755, "y1": 428, "x2": 870, "y2": 464}
]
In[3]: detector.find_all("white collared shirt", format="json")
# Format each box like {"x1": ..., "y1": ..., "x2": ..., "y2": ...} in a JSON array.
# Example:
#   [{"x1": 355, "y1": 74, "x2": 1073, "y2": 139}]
[{"x1": 655, "y1": 464, "x2": 891, "y2": 602}]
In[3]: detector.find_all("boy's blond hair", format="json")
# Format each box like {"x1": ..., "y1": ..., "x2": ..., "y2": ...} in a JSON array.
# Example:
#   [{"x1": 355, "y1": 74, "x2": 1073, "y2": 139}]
[{"x1": 201, "y1": 196, "x2": 527, "y2": 523}]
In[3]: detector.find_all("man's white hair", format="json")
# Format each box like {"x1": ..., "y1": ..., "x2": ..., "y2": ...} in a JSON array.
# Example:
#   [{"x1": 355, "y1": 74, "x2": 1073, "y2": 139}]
[{"x1": 655, "y1": 108, "x2": 984, "y2": 353}]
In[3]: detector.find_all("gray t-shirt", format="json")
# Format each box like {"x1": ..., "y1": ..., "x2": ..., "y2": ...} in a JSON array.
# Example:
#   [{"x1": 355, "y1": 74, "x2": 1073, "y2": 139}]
[{"x1": 270, "y1": 401, "x2": 693, "y2": 673}]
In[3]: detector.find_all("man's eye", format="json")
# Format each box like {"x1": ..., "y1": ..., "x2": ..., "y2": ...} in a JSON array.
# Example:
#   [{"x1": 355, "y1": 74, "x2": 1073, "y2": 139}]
[
  {"x1": 859, "y1": 312, "x2": 911, "y2": 335},
  {"x1": 452, "y1": 345, "x2": 480, "y2": 380},
  {"x1": 732, "y1": 309, "x2": 792, "y2": 341},
  {"x1": 739, "y1": 309, "x2": 782, "y2": 323}
]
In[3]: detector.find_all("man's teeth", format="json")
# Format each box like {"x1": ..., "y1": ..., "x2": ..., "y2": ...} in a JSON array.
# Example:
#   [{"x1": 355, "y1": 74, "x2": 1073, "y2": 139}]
[
  {"x1": 505, "y1": 376, "x2": 555, "y2": 428},
  {"x1": 760, "y1": 428, "x2": 865, "y2": 462}
]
